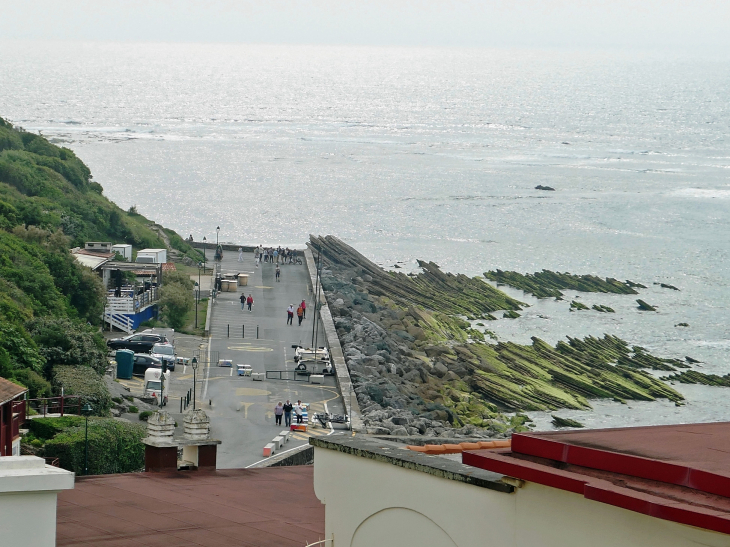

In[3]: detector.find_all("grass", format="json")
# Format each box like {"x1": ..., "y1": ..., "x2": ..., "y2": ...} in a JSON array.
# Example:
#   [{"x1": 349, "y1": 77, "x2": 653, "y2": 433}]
[{"x1": 178, "y1": 298, "x2": 209, "y2": 336}]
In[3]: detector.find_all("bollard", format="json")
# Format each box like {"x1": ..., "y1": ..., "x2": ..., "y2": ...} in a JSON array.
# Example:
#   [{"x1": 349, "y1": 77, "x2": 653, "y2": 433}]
[
  {"x1": 257, "y1": 325, "x2": 259, "y2": 339},
  {"x1": 243, "y1": 325, "x2": 245, "y2": 338},
  {"x1": 180, "y1": 398, "x2": 183, "y2": 413},
  {"x1": 228, "y1": 324, "x2": 230, "y2": 337}
]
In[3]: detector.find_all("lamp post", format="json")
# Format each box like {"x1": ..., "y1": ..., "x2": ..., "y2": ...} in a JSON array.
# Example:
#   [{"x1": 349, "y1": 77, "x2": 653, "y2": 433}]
[
  {"x1": 191, "y1": 357, "x2": 198, "y2": 410},
  {"x1": 195, "y1": 261, "x2": 203, "y2": 329},
  {"x1": 216, "y1": 226, "x2": 220, "y2": 246},
  {"x1": 81, "y1": 403, "x2": 93, "y2": 475},
  {"x1": 202, "y1": 237, "x2": 207, "y2": 271}
]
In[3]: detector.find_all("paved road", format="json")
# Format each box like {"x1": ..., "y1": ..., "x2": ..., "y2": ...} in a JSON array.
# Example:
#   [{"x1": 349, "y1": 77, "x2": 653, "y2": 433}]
[{"x1": 201, "y1": 250, "x2": 346, "y2": 468}]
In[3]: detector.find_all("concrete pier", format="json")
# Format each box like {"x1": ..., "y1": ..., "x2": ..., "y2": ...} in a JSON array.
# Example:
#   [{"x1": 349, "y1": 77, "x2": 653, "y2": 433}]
[{"x1": 202, "y1": 248, "x2": 348, "y2": 468}]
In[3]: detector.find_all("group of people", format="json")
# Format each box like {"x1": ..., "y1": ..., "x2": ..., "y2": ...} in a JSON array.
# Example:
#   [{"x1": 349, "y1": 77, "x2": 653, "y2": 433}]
[
  {"x1": 287, "y1": 300, "x2": 306, "y2": 325},
  {"x1": 252, "y1": 246, "x2": 299, "y2": 266},
  {"x1": 274, "y1": 399, "x2": 305, "y2": 426},
  {"x1": 239, "y1": 293, "x2": 254, "y2": 312}
]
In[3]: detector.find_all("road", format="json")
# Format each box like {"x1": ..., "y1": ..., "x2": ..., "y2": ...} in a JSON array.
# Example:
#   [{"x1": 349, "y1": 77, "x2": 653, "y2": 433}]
[{"x1": 201, "y1": 249, "x2": 347, "y2": 468}]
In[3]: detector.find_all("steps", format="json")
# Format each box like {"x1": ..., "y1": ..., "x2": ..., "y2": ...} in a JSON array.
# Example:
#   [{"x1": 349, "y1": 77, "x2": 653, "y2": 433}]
[{"x1": 103, "y1": 312, "x2": 134, "y2": 333}]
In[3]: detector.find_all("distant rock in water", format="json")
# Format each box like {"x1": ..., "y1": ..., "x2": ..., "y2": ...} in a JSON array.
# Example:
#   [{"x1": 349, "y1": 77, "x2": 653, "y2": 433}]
[
  {"x1": 551, "y1": 415, "x2": 584, "y2": 428},
  {"x1": 626, "y1": 280, "x2": 648, "y2": 289},
  {"x1": 484, "y1": 269, "x2": 641, "y2": 299},
  {"x1": 535, "y1": 185, "x2": 556, "y2": 191},
  {"x1": 636, "y1": 299, "x2": 657, "y2": 311},
  {"x1": 503, "y1": 310, "x2": 521, "y2": 319},
  {"x1": 592, "y1": 304, "x2": 615, "y2": 313},
  {"x1": 661, "y1": 370, "x2": 730, "y2": 387},
  {"x1": 675, "y1": 322, "x2": 689, "y2": 327},
  {"x1": 570, "y1": 300, "x2": 589, "y2": 311},
  {"x1": 654, "y1": 282, "x2": 680, "y2": 291},
  {"x1": 685, "y1": 356, "x2": 701, "y2": 364}
]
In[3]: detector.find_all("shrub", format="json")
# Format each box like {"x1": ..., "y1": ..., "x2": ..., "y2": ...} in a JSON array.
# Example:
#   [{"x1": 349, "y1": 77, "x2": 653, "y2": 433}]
[
  {"x1": 128, "y1": 405, "x2": 139, "y2": 413},
  {"x1": 31, "y1": 439, "x2": 43, "y2": 448},
  {"x1": 11, "y1": 368, "x2": 52, "y2": 398},
  {"x1": 159, "y1": 282, "x2": 192, "y2": 330},
  {"x1": 28, "y1": 317, "x2": 108, "y2": 376},
  {"x1": 112, "y1": 397, "x2": 123, "y2": 404},
  {"x1": 52, "y1": 366, "x2": 112, "y2": 416},
  {"x1": 43, "y1": 418, "x2": 146, "y2": 475},
  {"x1": 138, "y1": 411, "x2": 154, "y2": 421},
  {"x1": 28, "y1": 416, "x2": 86, "y2": 441}
]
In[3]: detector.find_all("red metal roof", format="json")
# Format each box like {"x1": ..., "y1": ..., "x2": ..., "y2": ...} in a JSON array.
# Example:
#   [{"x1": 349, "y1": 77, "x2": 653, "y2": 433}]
[
  {"x1": 463, "y1": 422, "x2": 730, "y2": 536},
  {"x1": 57, "y1": 467, "x2": 324, "y2": 546}
]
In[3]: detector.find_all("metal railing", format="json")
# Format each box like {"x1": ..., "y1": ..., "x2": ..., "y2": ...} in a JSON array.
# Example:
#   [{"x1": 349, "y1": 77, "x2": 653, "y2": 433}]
[
  {"x1": 265, "y1": 370, "x2": 310, "y2": 382},
  {"x1": 25, "y1": 396, "x2": 83, "y2": 419}
]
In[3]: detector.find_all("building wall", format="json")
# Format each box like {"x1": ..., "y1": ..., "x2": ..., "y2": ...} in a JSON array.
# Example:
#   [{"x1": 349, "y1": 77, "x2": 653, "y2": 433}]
[
  {"x1": 0, "y1": 489, "x2": 60, "y2": 546},
  {"x1": 313, "y1": 447, "x2": 730, "y2": 547}
]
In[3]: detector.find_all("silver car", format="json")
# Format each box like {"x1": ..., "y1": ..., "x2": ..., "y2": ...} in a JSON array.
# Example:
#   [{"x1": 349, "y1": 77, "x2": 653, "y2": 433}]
[{"x1": 150, "y1": 343, "x2": 176, "y2": 371}]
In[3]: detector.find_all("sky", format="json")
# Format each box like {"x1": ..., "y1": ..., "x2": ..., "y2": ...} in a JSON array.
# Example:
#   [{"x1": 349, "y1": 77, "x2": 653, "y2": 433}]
[{"x1": 2, "y1": 0, "x2": 729, "y2": 50}]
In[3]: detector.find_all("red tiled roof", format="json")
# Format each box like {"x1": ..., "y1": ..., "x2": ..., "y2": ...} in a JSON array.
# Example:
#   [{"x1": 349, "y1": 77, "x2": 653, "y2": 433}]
[
  {"x1": 57, "y1": 467, "x2": 324, "y2": 547},
  {"x1": 0, "y1": 377, "x2": 27, "y2": 405},
  {"x1": 463, "y1": 422, "x2": 730, "y2": 536}
]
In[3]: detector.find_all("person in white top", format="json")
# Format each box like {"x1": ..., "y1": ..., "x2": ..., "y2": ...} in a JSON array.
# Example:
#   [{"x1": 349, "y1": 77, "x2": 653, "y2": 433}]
[
  {"x1": 294, "y1": 400, "x2": 304, "y2": 424},
  {"x1": 287, "y1": 304, "x2": 294, "y2": 325},
  {"x1": 238, "y1": 247, "x2": 243, "y2": 262}
]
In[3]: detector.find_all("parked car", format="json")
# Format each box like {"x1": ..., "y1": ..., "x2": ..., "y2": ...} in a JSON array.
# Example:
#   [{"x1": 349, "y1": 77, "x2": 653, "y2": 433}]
[
  {"x1": 108, "y1": 332, "x2": 169, "y2": 353},
  {"x1": 144, "y1": 368, "x2": 169, "y2": 405},
  {"x1": 293, "y1": 346, "x2": 330, "y2": 363},
  {"x1": 150, "y1": 343, "x2": 176, "y2": 371},
  {"x1": 132, "y1": 353, "x2": 162, "y2": 376}
]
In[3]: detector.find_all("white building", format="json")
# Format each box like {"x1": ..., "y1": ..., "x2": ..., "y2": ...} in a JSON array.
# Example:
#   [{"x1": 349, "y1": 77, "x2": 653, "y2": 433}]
[
  {"x1": 0, "y1": 456, "x2": 74, "y2": 547},
  {"x1": 312, "y1": 422, "x2": 730, "y2": 547}
]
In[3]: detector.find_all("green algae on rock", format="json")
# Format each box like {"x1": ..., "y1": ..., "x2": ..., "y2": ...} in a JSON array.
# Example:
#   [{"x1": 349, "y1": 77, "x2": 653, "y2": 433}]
[
  {"x1": 313, "y1": 236, "x2": 687, "y2": 436},
  {"x1": 592, "y1": 304, "x2": 615, "y2": 313},
  {"x1": 551, "y1": 415, "x2": 584, "y2": 428},
  {"x1": 661, "y1": 370, "x2": 730, "y2": 387},
  {"x1": 484, "y1": 269, "x2": 641, "y2": 299},
  {"x1": 570, "y1": 300, "x2": 589, "y2": 311},
  {"x1": 636, "y1": 299, "x2": 657, "y2": 311}
]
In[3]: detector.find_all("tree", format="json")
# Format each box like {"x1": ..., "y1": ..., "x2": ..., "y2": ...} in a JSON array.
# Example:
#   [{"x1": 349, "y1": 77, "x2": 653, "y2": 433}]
[{"x1": 158, "y1": 282, "x2": 192, "y2": 329}]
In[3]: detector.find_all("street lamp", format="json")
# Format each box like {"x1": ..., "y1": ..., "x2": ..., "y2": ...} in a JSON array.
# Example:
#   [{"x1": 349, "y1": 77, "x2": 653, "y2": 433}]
[
  {"x1": 191, "y1": 357, "x2": 198, "y2": 410},
  {"x1": 195, "y1": 261, "x2": 203, "y2": 329},
  {"x1": 202, "y1": 236, "x2": 207, "y2": 270},
  {"x1": 81, "y1": 403, "x2": 93, "y2": 475},
  {"x1": 216, "y1": 226, "x2": 220, "y2": 246}
]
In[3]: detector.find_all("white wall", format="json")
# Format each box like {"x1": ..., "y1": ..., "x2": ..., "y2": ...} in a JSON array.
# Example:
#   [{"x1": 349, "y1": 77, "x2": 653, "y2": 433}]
[
  {"x1": 0, "y1": 456, "x2": 75, "y2": 547},
  {"x1": 313, "y1": 447, "x2": 730, "y2": 547}
]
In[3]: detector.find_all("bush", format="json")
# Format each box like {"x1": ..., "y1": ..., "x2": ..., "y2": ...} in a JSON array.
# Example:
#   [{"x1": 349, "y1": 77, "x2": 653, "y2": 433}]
[
  {"x1": 128, "y1": 405, "x2": 139, "y2": 413},
  {"x1": 52, "y1": 366, "x2": 112, "y2": 416},
  {"x1": 28, "y1": 416, "x2": 86, "y2": 441},
  {"x1": 43, "y1": 418, "x2": 146, "y2": 475},
  {"x1": 112, "y1": 397, "x2": 122, "y2": 404},
  {"x1": 11, "y1": 368, "x2": 52, "y2": 398},
  {"x1": 138, "y1": 411, "x2": 154, "y2": 421},
  {"x1": 28, "y1": 317, "x2": 107, "y2": 377},
  {"x1": 158, "y1": 282, "x2": 193, "y2": 330}
]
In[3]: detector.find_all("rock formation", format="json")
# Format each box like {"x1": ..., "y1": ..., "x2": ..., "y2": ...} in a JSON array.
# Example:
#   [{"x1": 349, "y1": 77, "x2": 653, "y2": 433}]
[{"x1": 484, "y1": 269, "x2": 642, "y2": 299}]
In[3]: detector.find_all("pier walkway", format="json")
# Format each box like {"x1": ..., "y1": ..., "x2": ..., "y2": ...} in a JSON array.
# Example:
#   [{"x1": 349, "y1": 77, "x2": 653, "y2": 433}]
[{"x1": 202, "y1": 249, "x2": 346, "y2": 468}]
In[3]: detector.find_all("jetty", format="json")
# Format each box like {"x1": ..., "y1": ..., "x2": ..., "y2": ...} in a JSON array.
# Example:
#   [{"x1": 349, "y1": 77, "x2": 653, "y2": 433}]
[{"x1": 195, "y1": 245, "x2": 349, "y2": 468}]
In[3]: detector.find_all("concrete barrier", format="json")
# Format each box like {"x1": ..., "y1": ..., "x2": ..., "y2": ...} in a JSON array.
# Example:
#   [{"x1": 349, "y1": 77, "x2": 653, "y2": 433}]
[
  {"x1": 263, "y1": 443, "x2": 275, "y2": 457},
  {"x1": 251, "y1": 372, "x2": 265, "y2": 381},
  {"x1": 304, "y1": 247, "x2": 364, "y2": 432},
  {"x1": 272, "y1": 436, "x2": 284, "y2": 450},
  {"x1": 279, "y1": 430, "x2": 290, "y2": 443},
  {"x1": 309, "y1": 374, "x2": 324, "y2": 384}
]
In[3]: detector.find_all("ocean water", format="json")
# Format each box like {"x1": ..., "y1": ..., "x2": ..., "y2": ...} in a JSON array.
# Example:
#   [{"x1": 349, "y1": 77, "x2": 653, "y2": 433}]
[{"x1": 1, "y1": 41, "x2": 729, "y2": 428}]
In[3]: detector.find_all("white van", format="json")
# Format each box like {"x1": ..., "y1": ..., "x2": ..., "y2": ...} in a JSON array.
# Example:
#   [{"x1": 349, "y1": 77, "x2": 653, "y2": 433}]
[{"x1": 144, "y1": 367, "x2": 169, "y2": 405}]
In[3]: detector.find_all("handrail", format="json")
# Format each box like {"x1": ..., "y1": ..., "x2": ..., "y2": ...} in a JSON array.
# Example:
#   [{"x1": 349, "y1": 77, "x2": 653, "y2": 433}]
[
  {"x1": 25, "y1": 396, "x2": 83, "y2": 419},
  {"x1": 305, "y1": 539, "x2": 333, "y2": 547}
]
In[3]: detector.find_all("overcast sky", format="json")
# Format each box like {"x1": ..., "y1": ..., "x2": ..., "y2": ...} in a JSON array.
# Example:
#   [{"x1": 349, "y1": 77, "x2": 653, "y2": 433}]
[{"x1": 2, "y1": 0, "x2": 729, "y2": 50}]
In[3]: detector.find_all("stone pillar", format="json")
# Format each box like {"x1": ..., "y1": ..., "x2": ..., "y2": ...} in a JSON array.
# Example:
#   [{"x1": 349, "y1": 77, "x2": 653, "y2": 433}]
[
  {"x1": 142, "y1": 411, "x2": 177, "y2": 472},
  {"x1": 184, "y1": 409, "x2": 210, "y2": 440}
]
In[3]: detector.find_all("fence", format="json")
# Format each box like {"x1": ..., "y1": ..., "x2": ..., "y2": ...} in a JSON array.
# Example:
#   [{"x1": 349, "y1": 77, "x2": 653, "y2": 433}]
[
  {"x1": 105, "y1": 287, "x2": 159, "y2": 314},
  {"x1": 25, "y1": 396, "x2": 83, "y2": 419}
]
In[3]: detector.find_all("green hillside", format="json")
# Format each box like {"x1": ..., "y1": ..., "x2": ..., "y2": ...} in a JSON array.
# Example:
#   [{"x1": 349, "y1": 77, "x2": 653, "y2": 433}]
[{"x1": 0, "y1": 116, "x2": 199, "y2": 405}]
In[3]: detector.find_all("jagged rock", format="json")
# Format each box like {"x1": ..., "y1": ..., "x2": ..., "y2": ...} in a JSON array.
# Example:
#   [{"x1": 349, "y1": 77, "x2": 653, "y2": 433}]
[
  {"x1": 535, "y1": 185, "x2": 555, "y2": 191},
  {"x1": 390, "y1": 426, "x2": 409, "y2": 436},
  {"x1": 551, "y1": 415, "x2": 585, "y2": 428},
  {"x1": 675, "y1": 322, "x2": 689, "y2": 327},
  {"x1": 485, "y1": 269, "x2": 641, "y2": 299},
  {"x1": 433, "y1": 363, "x2": 449, "y2": 377},
  {"x1": 636, "y1": 299, "x2": 657, "y2": 311}
]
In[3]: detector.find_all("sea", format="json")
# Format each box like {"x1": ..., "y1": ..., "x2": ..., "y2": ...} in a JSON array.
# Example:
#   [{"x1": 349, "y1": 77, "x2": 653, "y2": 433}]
[{"x1": 1, "y1": 41, "x2": 728, "y2": 430}]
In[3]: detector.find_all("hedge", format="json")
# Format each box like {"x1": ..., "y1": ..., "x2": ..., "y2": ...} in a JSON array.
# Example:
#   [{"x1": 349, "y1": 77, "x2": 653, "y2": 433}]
[
  {"x1": 43, "y1": 419, "x2": 146, "y2": 475},
  {"x1": 52, "y1": 365, "x2": 112, "y2": 416},
  {"x1": 28, "y1": 416, "x2": 85, "y2": 440}
]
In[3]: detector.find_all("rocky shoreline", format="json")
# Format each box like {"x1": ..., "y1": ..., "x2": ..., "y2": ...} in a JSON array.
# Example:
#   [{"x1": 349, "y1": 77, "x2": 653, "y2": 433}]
[{"x1": 310, "y1": 235, "x2": 705, "y2": 438}]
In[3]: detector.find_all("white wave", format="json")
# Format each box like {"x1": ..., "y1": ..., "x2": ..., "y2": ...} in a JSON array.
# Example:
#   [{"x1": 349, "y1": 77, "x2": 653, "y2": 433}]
[{"x1": 671, "y1": 188, "x2": 730, "y2": 199}]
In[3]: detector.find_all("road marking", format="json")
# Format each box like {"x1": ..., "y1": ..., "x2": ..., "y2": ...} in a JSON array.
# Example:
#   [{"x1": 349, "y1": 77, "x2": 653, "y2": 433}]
[
  {"x1": 229, "y1": 367, "x2": 233, "y2": 376},
  {"x1": 255, "y1": 285, "x2": 273, "y2": 289},
  {"x1": 238, "y1": 402, "x2": 255, "y2": 418},
  {"x1": 235, "y1": 388, "x2": 270, "y2": 396}
]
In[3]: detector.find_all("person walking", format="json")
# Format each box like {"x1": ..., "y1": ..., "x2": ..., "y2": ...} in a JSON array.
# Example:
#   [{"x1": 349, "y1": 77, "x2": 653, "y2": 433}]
[
  {"x1": 247, "y1": 294, "x2": 254, "y2": 312},
  {"x1": 274, "y1": 402, "x2": 284, "y2": 426},
  {"x1": 254, "y1": 246, "x2": 260, "y2": 267},
  {"x1": 300, "y1": 299, "x2": 306, "y2": 319},
  {"x1": 273, "y1": 248, "x2": 278, "y2": 264},
  {"x1": 275, "y1": 265, "x2": 281, "y2": 282},
  {"x1": 297, "y1": 304, "x2": 304, "y2": 326},
  {"x1": 286, "y1": 304, "x2": 294, "y2": 325},
  {"x1": 239, "y1": 292, "x2": 246, "y2": 311},
  {"x1": 237, "y1": 247, "x2": 243, "y2": 262},
  {"x1": 294, "y1": 400, "x2": 304, "y2": 424},
  {"x1": 283, "y1": 400, "x2": 293, "y2": 426}
]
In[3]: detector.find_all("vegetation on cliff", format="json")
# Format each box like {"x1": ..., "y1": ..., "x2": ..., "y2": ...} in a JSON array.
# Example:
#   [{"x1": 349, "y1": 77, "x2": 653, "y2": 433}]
[
  {"x1": 0, "y1": 116, "x2": 197, "y2": 408},
  {"x1": 484, "y1": 269, "x2": 643, "y2": 299}
]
